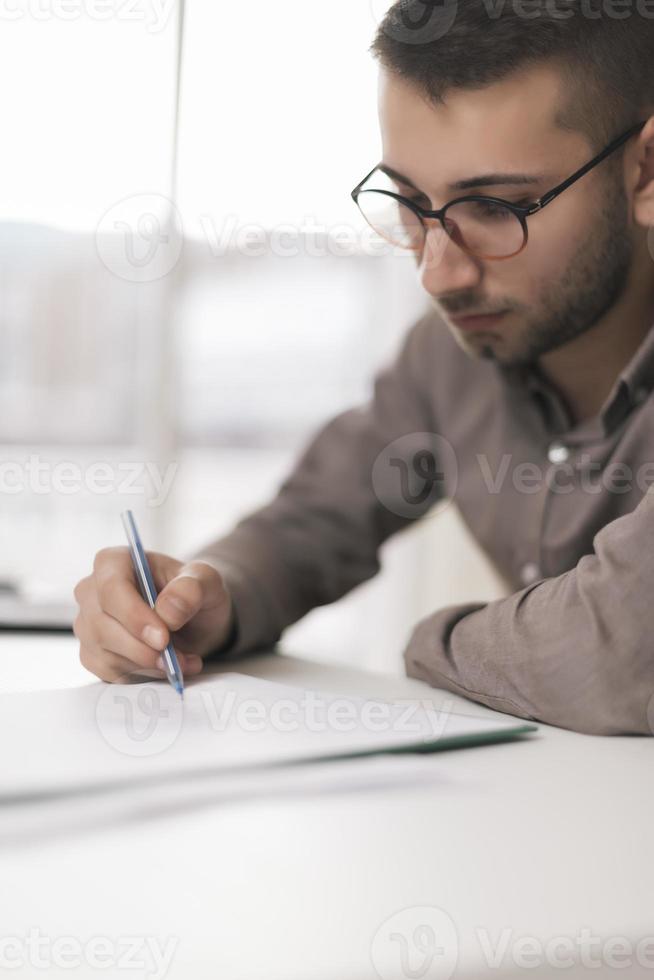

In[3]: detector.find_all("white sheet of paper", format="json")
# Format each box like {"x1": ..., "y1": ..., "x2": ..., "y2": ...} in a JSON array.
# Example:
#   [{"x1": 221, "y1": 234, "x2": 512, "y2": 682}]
[{"x1": 1, "y1": 672, "x2": 537, "y2": 799}]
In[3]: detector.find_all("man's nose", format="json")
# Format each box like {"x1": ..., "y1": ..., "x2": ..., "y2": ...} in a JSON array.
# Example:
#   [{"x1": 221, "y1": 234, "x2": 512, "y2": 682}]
[{"x1": 417, "y1": 222, "x2": 482, "y2": 297}]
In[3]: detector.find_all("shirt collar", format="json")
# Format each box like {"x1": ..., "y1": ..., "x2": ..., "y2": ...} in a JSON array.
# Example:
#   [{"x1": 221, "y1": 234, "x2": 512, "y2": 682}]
[
  {"x1": 500, "y1": 320, "x2": 654, "y2": 440},
  {"x1": 619, "y1": 321, "x2": 654, "y2": 401}
]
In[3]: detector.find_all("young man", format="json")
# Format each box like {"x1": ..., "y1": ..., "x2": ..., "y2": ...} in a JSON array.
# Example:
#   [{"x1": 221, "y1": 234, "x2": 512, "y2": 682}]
[{"x1": 73, "y1": 0, "x2": 654, "y2": 735}]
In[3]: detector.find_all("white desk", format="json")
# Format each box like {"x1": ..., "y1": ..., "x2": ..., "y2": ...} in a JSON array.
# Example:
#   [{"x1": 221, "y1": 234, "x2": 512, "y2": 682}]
[{"x1": 1, "y1": 633, "x2": 653, "y2": 980}]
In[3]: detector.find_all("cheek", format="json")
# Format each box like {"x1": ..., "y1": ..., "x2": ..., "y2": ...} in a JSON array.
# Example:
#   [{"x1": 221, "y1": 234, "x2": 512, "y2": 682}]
[
  {"x1": 532, "y1": 185, "x2": 592, "y2": 261},
  {"x1": 502, "y1": 199, "x2": 589, "y2": 297}
]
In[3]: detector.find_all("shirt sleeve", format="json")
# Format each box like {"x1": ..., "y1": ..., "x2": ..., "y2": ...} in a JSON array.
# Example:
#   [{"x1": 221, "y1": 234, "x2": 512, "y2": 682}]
[
  {"x1": 188, "y1": 310, "x2": 443, "y2": 662},
  {"x1": 404, "y1": 482, "x2": 654, "y2": 736}
]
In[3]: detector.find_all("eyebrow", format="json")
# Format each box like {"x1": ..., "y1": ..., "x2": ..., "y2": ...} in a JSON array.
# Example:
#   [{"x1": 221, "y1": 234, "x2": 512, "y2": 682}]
[{"x1": 379, "y1": 163, "x2": 548, "y2": 192}]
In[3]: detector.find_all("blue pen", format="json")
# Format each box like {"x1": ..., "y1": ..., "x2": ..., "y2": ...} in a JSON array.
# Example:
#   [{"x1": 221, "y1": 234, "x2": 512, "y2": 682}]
[{"x1": 121, "y1": 509, "x2": 184, "y2": 698}]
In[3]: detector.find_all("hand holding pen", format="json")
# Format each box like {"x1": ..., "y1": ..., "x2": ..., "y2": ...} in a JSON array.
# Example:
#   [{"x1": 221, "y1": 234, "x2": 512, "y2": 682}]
[{"x1": 72, "y1": 512, "x2": 237, "y2": 687}]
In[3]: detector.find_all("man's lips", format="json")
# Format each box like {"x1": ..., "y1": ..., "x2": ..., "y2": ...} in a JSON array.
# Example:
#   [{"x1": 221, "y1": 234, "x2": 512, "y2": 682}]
[{"x1": 448, "y1": 310, "x2": 509, "y2": 331}]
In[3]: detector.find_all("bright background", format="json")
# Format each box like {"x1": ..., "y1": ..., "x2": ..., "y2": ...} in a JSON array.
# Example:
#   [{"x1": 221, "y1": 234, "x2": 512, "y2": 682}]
[{"x1": 0, "y1": 0, "x2": 505, "y2": 673}]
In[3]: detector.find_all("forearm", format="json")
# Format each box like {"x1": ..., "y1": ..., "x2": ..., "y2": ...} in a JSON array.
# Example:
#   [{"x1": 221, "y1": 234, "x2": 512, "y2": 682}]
[
  {"x1": 404, "y1": 484, "x2": 654, "y2": 735},
  {"x1": 190, "y1": 469, "x2": 387, "y2": 659},
  {"x1": 189, "y1": 311, "x2": 441, "y2": 660}
]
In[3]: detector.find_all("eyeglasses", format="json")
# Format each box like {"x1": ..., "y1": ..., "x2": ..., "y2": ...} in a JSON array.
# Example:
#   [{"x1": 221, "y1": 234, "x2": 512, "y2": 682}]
[{"x1": 351, "y1": 120, "x2": 646, "y2": 261}]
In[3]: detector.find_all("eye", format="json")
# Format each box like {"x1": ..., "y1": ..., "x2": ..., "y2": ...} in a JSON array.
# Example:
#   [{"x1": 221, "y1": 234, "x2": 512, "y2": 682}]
[
  {"x1": 475, "y1": 200, "x2": 516, "y2": 219},
  {"x1": 481, "y1": 198, "x2": 533, "y2": 215}
]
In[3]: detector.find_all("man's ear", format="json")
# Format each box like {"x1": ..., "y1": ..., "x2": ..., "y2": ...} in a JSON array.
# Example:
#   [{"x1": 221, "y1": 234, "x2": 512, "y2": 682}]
[{"x1": 631, "y1": 114, "x2": 654, "y2": 228}]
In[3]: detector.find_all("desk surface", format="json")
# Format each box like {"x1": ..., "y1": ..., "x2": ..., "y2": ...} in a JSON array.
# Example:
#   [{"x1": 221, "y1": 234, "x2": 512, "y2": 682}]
[{"x1": 1, "y1": 633, "x2": 652, "y2": 980}]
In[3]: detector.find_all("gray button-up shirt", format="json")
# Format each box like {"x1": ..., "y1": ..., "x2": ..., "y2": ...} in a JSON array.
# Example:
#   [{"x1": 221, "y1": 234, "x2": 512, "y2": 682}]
[{"x1": 193, "y1": 310, "x2": 654, "y2": 735}]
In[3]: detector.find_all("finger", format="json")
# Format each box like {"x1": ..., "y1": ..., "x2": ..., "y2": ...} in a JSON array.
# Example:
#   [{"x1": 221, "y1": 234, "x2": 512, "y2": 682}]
[
  {"x1": 80, "y1": 643, "x2": 203, "y2": 684},
  {"x1": 93, "y1": 610, "x2": 167, "y2": 670},
  {"x1": 155, "y1": 561, "x2": 224, "y2": 631},
  {"x1": 74, "y1": 605, "x2": 159, "y2": 672},
  {"x1": 79, "y1": 643, "x2": 160, "y2": 684},
  {"x1": 73, "y1": 574, "x2": 91, "y2": 606},
  {"x1": 76, "y1": 602, "x2": 204, "y2": 676},
  {"x1": 147, "y1": 551, "x2": 191, "y2": 592},
  {"x1": 93, "y1": 547, "x2": 172, "y2": 650},
  {"x1": 155, "y1": 650, "x2": 204, "y2": 676}
]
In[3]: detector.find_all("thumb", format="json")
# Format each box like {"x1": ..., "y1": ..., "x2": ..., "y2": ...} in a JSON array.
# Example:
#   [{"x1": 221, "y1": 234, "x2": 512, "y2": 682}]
[{"x1": 155, "y1": 562, "x2": 210, "y2": 631}]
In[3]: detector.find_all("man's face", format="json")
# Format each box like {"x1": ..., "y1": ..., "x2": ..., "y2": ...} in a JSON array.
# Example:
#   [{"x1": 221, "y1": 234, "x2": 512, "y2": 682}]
[{"x1": 377, "y1": 63, "x2": 635, "y2": 366}]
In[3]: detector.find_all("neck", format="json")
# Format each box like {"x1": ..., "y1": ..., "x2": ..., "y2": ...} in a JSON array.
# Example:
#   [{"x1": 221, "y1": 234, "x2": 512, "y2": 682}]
[{"x1": 537, "y1": 261, "x2": 654, "y2": 427}]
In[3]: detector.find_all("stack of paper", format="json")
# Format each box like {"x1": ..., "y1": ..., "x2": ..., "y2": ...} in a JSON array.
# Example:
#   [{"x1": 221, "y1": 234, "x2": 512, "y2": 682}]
[{"x1": 1, "y1": 672, "x2": 537, "y2": 801}]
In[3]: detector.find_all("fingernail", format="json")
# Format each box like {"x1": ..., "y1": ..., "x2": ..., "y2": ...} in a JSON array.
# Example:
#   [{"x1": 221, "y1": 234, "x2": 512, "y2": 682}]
[
  {"x1": 186, "y1": 654, "x2": 203, "y2": 671},
  {"x1": 143, "y1": 625, "x2": 166, "y2": 649},
  {"x1": 156, "y1": 653, "x2": 165, "y2": 671}
]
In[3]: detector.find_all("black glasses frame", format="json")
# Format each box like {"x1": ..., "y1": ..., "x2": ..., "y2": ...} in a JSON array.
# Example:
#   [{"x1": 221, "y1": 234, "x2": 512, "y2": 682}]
[{"x1": 351, "y1": 120, "x2": 646, "y2": 260}]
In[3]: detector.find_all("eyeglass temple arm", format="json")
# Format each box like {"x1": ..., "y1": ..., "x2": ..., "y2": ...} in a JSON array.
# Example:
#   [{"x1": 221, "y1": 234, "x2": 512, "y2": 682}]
[
  {"x1": 529, "y1": 120, "x2": 646, "y2": 213},
  {"x1": 351, "y1": 121, "x2": 647, "y2": 211}
]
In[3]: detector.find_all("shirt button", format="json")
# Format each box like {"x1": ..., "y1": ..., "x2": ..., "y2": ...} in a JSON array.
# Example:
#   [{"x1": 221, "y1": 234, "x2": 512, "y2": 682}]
[
  {"x1": 548, "y1": 442, "x2": 570, "y2": 465},
  {"x1": 633, "y1": 386, "x2": 649, "y2": 406},
  {"x1": 520, "y1": 562, "x2": 542, "y2": 585}
]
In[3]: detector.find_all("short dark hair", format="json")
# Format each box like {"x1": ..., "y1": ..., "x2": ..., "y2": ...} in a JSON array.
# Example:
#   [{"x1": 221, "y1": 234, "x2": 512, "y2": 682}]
[{"x1": 370, "y1": 0, "x2": 653, "y2": 153}]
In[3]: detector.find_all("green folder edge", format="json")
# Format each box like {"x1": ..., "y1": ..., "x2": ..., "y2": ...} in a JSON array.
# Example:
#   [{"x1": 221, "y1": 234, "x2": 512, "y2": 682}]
[
  {"x1": 5, "y1": 725, "x2": 539, "y2": 803},
  {"x1": 300, "y1": 723, "x2": 539, "y2": 766}
]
